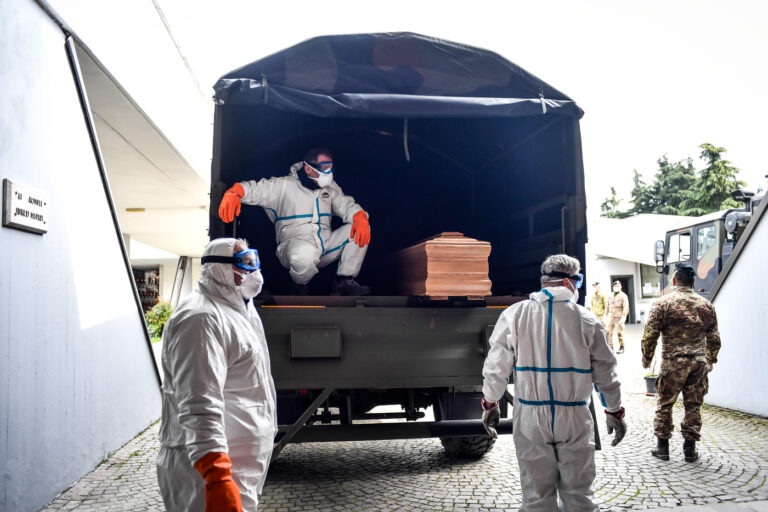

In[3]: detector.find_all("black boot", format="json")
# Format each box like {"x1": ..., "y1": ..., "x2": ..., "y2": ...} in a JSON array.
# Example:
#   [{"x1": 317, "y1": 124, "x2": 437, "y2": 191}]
[
  {"x1": 651, "y1": 438, "x2": 669, "y2": 460},
  {"x1": 331, "y1": 276, "x2": 371, "y2": 296},
  {"x1": 616, "y1": 346, "x2": 625, "y2": 354},
  {"x1": 683, "y1": 440, "x2": 699, "y2": 462},
  {"x1": 290, "y1": 281, "x2": 309, "y2": 296}
]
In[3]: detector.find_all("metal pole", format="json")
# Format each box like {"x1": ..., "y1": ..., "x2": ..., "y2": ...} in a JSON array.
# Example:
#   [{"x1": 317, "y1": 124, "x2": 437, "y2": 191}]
[{"x1": 64, "y1": 36, "x2": 161, "y2": 387}]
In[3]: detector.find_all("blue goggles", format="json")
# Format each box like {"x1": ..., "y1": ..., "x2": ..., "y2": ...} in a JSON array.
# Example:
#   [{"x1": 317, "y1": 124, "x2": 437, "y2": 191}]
[
  {"x1": 546, "y1": 271, "x2": 583, "y2": 289},
  {"x1": 201, "y1": 248, "x2": 260, "y2": 272},
  {"x1": 306, "y1": 160, "x2": 334, "y2": 174}
]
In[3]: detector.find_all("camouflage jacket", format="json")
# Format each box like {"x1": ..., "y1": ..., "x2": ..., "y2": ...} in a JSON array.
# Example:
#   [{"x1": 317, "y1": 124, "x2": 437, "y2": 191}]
[
  {"x1": 607, "y1": 291, "x2": 629, "y2": 319},
  {"x1": 591, "y1": 292, "x2": 608, "y2": 316},
  {"x1": 640, "y1": 287, "x2": 721, "y2": 365}
]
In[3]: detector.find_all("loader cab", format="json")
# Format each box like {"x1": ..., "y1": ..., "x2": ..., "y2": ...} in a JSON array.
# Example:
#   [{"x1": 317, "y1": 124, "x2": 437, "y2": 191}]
[
  {"x1": 657, "y1": 219, "x2": 724, "y2": 298},
  {"x1": 655, "y1": 187, "x2": 764, "y2": 298}
]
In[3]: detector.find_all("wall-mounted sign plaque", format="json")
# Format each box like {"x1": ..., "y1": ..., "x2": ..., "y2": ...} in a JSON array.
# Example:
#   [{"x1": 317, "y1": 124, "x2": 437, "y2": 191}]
[{"x1": 3, "y1": 179, "x2": 48, "y2": 235}]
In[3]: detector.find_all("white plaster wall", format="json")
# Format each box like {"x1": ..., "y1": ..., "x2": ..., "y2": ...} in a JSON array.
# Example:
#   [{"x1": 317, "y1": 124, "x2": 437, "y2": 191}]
[
  {"x1": 159, "y1": 258, "x2": 200, "y2": 305},
  {"x1": 48, "y1": 0, "x2": 212, "y2": 180},
  {"x1": 586, "y1": 255, "x2": 658, "y2": 323},
  {"x1": 708, "y1": 213, "x2": 768, "y2": 416},
  {"x1": 0, "y1": 2, "x2": 162, "y2": 510},
  {"x1": 159, "y1": 262, "x2": 177, "y2": 301}
]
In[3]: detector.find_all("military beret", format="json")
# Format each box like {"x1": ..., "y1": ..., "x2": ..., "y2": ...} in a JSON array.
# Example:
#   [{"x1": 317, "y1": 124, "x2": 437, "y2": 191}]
[
  {"x1": 592, "y1": 281, "x2": 600, "y2": 286},
  {"x1": 674, "y1": 262, "x2": 695, "y2": 278}
]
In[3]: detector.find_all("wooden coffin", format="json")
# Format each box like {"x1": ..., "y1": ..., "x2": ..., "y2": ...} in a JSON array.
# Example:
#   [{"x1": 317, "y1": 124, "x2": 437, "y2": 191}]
[{"x1": 393, "y1": 232, "x2": 492, "y2": 299}]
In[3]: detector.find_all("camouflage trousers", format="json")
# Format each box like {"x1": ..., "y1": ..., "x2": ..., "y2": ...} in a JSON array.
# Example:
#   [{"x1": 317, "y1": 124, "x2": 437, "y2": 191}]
[
  {"x1": 654, "y1": 357, "x2": 709, "y2": 441},
  {"x1": 605, "y1": 317, "x2": 625, "y2": 349}
]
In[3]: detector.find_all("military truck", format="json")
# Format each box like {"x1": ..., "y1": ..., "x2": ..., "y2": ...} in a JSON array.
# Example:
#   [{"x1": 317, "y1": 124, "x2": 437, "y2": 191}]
[
  {"x1": 654, "y1": 185, "x2": 766, "y2": 297},
  {"x1": 209, "y1": 33, "x2": 591, "y2": 458}
]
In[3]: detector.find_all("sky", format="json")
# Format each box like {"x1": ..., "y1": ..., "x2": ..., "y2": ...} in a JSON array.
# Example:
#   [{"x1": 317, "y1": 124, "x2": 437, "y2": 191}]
[{"x1": 157, "y1": 0, "x2": 768, "y2": 217}]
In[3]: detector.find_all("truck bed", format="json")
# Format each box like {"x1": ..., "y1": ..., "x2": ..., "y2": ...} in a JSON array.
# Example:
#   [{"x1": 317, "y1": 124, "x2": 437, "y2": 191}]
[{"x1": 256, "y1": 295, "x2": 524, "y2": 390}]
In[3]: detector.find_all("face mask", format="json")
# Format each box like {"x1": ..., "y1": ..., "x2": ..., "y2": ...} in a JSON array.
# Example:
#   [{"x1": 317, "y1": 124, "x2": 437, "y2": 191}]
[
  {"x1": 305, "y1": 161, "x2": 334, "y2": 188},
  {"x1": 240, "y1": 270, "x2": 264, "y2": 300},
  {"x1": 571, "y1": 288, "x2": 579, "y2": 303},
  {"x1": 312, "y1": 172, "x2": 333, "y2": 188},
  {"x1": 613, "y1": 286, "x2": 620, "y2": 292}
]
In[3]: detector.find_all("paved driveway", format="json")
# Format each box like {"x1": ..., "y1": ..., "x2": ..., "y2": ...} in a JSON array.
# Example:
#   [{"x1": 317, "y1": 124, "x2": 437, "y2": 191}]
[{"x1": 43, "y1": 326, "x2": 768, "y2": 511}]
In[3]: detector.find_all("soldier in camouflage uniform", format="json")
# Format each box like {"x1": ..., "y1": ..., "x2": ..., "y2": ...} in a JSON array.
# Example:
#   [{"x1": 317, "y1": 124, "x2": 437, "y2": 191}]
[
  {"x1": 640, "y1": 262, "x2": 721, "y2": 462},
  {"x1": 590, "y1": 282, "x2": 608, "y2": 327},
  {"x1": 606, "y1": 280, "x2": 629, "y2": 353}
]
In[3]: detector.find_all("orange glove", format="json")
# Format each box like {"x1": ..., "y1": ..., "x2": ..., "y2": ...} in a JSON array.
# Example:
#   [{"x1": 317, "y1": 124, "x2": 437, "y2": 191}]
[
  {"x1": 219, "y1": 183, "x2": 245, "y2": 223},
  {"x1": 350, "y1": 210, "x2": 370, "y2": 247},
  {"x1": 193, "y1": 452, "x2": 242, "y2": 512}
]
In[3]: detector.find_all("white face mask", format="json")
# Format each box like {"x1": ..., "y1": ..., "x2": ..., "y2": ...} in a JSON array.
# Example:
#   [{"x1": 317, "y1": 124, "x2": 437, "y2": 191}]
[
  {"x1": 240, "y1": 270, "x2": 264, "y2": 300},
  {"x1": 312, "y1": 172, "x2": 333, "y2": 188},
  {"x1": 571, "y1": 288, "x2": 579, "y2": 303},
  {"x1": 613, "y1": 285, "x2": 620, "y2": 292}
]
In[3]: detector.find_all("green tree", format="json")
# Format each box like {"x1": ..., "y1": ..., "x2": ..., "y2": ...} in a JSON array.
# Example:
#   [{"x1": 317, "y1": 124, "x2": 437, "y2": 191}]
[
  {"x1": 145, "y1": 301, "x2": 173, "y2": 343},
  {"x1": 628, "y1": 169, "x2": 656, "y2": 214},
  {"x1": 650, "y1": 155, "x2": 696, "y2": 215},
  {"x1": 679, "y1": 143, "x2": 745, "y2": 215},
  {"x1": 600, "y1": 186, "x2": 630, "y2": 218}
]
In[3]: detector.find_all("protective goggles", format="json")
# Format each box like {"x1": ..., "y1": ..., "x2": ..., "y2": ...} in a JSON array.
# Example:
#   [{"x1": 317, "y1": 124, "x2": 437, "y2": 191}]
[
  {"x1": 201, "y1": 248, "x2": 261, "y2": 272},
  {"x1": 546, "y1": 271, "x2": 583, "y2": 289},
  {"x1": 305, "y1": 160, "x2": 334, "y2": 174}
]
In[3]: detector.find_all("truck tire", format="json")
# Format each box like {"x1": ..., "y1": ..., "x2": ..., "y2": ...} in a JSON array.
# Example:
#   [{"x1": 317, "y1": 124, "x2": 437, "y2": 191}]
[{"x1": 440, "y1": 435, "x2": 495, "y2": 459}]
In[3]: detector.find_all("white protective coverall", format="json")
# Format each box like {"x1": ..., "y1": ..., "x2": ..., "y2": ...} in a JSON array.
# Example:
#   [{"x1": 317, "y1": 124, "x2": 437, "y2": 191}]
[
  {"x1": 239, "y1": 162, "x2": 368, "y2": 285},
  {"x1": 482, "y1": 286, "x2": 621, "y2": 512},
  {"x1": 156, "y1": 238, "x2": 277, "y2": 512}
]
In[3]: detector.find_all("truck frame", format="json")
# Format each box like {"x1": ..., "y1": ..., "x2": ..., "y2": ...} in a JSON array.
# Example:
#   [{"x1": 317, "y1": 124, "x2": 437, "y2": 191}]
[{"x1": 209, "y1": 33, "x2": 594, "y2": 458}]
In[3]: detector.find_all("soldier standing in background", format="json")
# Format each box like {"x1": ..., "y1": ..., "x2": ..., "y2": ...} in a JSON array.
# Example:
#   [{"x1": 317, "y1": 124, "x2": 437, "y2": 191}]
[
  {"x1": 640, "y1": 262, "x2": 721, "y2": 462},
  {"x1": 590, "y1": 282, "x2": 608, "y2": 327},
  {"x1": 606, "y1": 280, "x2": 629, "y2": 354}
]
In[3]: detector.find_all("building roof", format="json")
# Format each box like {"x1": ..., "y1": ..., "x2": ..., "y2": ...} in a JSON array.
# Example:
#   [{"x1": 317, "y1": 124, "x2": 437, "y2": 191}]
[{"x1": 587, "y1": 213, "x2": 702, "y2": 266}]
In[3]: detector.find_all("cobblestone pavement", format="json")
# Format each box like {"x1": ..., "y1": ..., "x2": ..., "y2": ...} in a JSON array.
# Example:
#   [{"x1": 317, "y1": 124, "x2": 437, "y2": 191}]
[{"x1": 42, "y1": 326, "x2": 768, "y2": 511}]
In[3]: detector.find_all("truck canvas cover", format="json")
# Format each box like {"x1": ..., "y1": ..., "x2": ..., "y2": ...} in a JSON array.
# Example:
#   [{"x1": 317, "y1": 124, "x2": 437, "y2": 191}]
[
  {"x1": 211, "y1": 32, "x2": 587, "y2": 297},
  {"x1": 214, "y1": 32, "x2": 583, "y2": 119}
]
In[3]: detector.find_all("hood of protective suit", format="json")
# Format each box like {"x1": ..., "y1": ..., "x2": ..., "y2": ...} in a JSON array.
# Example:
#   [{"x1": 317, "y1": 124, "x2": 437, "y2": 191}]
[
  {"x1": 290, "y1": 161, "x2": 334, "y2": 190},
  {"x1": 288, "y1": 161, "x2": 303, "y2": 178},
  {"x1": 530, "y1": 286, "x2": 576, "y2": 303},
  {"x1": 198, "y1": 238, "x2": 245, "y2": 311}
]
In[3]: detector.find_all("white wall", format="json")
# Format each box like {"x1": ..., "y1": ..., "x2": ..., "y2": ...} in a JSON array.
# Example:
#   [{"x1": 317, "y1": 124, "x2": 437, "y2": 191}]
[
  {"x1": 0, "y1": 2, "x2": 162, "y2": 510},
  {"x1": 160, "y1": 262, "x2": 176, "y2": 301},
  {"x1": 586, "y1": 255, "x2": 658, "y2": 323},
  {"x1": 159, "y1": 257, "x2": 200, "y2": 304},
  {"x1": 708, "y1": 212, "x2": 768, "y2": 416}
]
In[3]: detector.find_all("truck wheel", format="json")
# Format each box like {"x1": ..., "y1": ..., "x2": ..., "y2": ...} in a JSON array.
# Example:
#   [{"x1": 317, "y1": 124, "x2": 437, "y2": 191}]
[{"x1": 440, "y1": 436, "x2": 495, "y2": 459}]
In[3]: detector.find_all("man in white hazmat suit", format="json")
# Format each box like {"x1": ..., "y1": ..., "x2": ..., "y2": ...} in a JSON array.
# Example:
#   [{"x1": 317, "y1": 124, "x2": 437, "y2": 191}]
[
  {"x1": 480, "y1": 254, "x2": 626, "y2": 511},
  {"x1": 218, "y1": 147, "x2": 371, "y2": 296},
  {"x1": 156, "y1": 238, "x2": 277, "y2": 512}
]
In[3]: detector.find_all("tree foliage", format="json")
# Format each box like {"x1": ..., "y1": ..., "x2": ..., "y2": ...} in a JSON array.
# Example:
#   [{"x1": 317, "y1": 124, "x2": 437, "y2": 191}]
[
  {"x1": 601, "y1": 144, "x2": 746, "y2": 218},
  {"x1": 628, "y1": 170, "x2": 656, "y2": 215},
  {"x1": 679, "y1": 143, "x2": 745, "y2": 216},
  {"x1": 145, "y1": 301, "x2": 173, "y2": 341},
  {"x1": 600, "y1": 186, "x2": 630, "y2": 219}
]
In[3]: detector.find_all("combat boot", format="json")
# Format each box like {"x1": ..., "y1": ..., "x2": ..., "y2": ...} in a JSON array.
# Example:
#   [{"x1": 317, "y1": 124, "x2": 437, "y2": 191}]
[
  {"x1": 331, "y1": 277, "x2": 371, "y2": 296},
  {"x1": 683, "y1": 440, "x2": 699, "y2": 462},
  {"x1": 651, "y1": 438, "x2": 669, "y2": 460},
  {"x1": 616, "y1": 346, "x2": 625, "y2": 354}
]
